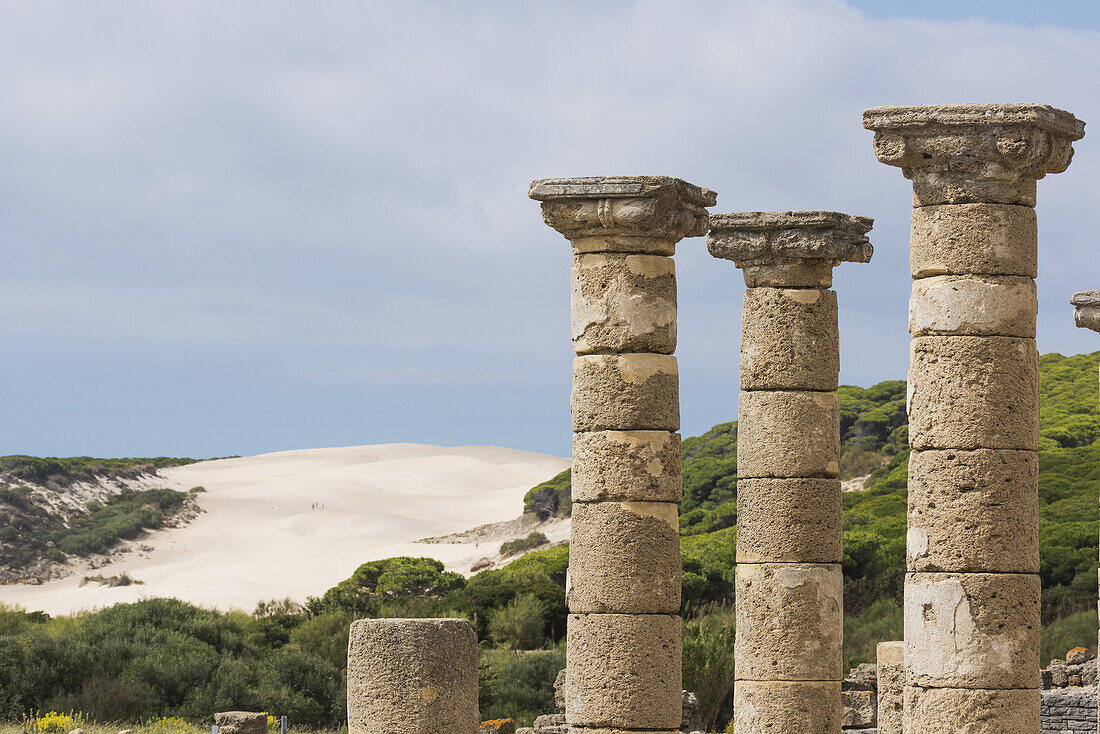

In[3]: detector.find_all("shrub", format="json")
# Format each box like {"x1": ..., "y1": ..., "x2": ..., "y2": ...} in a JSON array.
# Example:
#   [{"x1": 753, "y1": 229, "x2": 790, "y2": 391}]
[
  {"x1": 499, "y1": 532, "x2": 548, "y2": 558},
  {"x1": 488, "y1": 593, "x2": 547, "y2": 649}
]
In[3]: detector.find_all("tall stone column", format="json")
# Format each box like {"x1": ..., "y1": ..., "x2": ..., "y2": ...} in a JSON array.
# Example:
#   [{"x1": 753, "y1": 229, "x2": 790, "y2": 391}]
[
  {"x1": 1071, "y1": 290, "x2": 1100, "y2": 734},
  {"x1": 529, "y1": 176, "x2": 716, "y2": 734},
  {"x1": 865, "y1": 103, "x2": 1085, "y2": 733},
  {"x1": 708, "y1": 211, "x2": 874, "y2": 734}
]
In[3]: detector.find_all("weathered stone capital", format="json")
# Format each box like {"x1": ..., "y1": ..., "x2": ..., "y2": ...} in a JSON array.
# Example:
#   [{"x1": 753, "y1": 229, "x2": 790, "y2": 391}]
[
  {"x1": 1071, "y1": 291, "x2": 1100, "y2": 333},
  {"x1": 529, "y1": 176, "x2": 717, "y2": 255},
  {"x1": 863, "y1": 103, "x2": 1085, "y2": 206},
  {"x1": 707, "y1": 211, "x2": 873, "y2": 287}
]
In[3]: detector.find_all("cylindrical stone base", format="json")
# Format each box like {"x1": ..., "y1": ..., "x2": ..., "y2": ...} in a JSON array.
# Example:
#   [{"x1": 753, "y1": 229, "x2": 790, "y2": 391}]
[
  {"x1": 735, "y1": 478, "x2": 841, "y2": 563},
  {"x1": 907, "y1": 449, "x2": 1038, "y2": 573},
  {"x1": 734, "y1": 562, "x2": 842, "y2": 681},
  {"x1": 572, "y1": 354, "x2": 679, "y2": 431},
  {"x1": 571, "y1": 430, "x2": 682, "y2": 503},
  {"x1": 903, "y1": 685, "x2": 1039, "y2": 734},
  {"x1": 571, "y1": 253, "x2": 677, "y2": 355},
  {"x1": 566, "y1": 613, "x2": 681, "y2": 730},
  {"x1": 568, "y1": 500, "x2": 680, "y2": 613},
  {"x1": 347, "y1": 618, "x2": 479, "y2": 734},
  {"x1": 908, "y1": 336, "x2": 1039, "y2": 450},
  {"x1": 909, "y1": 203, "x2": 1037, "y2": 279},
  {"x1": 736, "y1": 390, "x2": 840, "y2": 478},
  {"x1": 739, "y1": 287, "x2": 839, "y2": 391},
  {"x1": 733, "y1": 680, "x2": 842, "y2": 734},
  {"x1": 877, "y1": 641, "x2": 904, "y2": 734},
  {"x1": 904, "y1": 572, "x2": 1039, "y2": 689}
]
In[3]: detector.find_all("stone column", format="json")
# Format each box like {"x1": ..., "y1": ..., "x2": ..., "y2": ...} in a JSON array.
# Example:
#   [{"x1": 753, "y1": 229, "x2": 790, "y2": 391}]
[
  {"x1": 1071, "y1": 290, "x2": 1100, "y2": 734},
  {"x1": 864, "y1": 103, "x2": 1085, "y2": 734},
  {"x1": 347, "y1": 618, "x2": 479, "y2": 734},
  {"x1": 529, "y1": 176, "x2": 716, "y2": 734},
  {"x1": 708, "y1": 211, "x2": 873, "y2": 734},
  {"x1": 877, "y1": 641, "x2": 905, "y2": 734}
]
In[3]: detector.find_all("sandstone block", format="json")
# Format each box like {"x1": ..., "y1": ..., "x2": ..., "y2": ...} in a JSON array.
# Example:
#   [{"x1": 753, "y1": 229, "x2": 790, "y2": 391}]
[
  {"x1": 735, "y1": 562, "x2": 842, "y2": 681},
  {"x1": 736, "y1": 390, "x2": 839, "y2": 478},
  {"x1": 877, "y1": 641, "x2": 905, "y2": 734},
  {"x1": 842, "y1": 688, "x2": 877, "y2": 728},
  {"x1": 909, "y1": 275, "x2": 1036, "y2": 337},
  {"x1": 908, "y1": 336, "x2": 1039, "y2": 451},
  {"x1": 213, "y1": 713, "x2": 266, "y2": 734},
  {"x1": 572, "y1": 354, "x2": 678, "y2": 432},
  {"x1": 909, "y1": 203, "x2": 1037, "y2": 278},
  {"x1": 568, "y1": 500, "x2": 680, "y2": 614},
  {"x1": 903, "y1": 685, "x2": 1038, "y2": 734},
  {"x1": 571, "y1": 430, "x2": 681, "y2": 503},
  {"x1": 566, "y1": 613, "x2": 681, "y2": 729},
  {"x1": 732, "y1": 681, "x2": 841, "y2": 734},
  {"x1": 905, "y1": 572, "x2": 1039, "y2": 689},
  {"x1": 571, "y1": 254, "x2": 676, "y2": 355},
  {"x1": 347, "y1": 618, "x2": 479, "y2": 734},
  {"x1": 907, "y1": 449, "x2": 1038, "y2": 573},
  {"x1": 734, "y1": 478, "x2": 841, "y2": 563},
  {"x1": 740, "y1": 287, "x2": 839, "y2": 391}
]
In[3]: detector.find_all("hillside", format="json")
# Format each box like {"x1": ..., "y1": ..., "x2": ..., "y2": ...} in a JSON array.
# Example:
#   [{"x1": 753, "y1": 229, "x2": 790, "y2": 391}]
[
  {"x1": 0, "y1": 444, "x2": 570, "y2": 615},
  {"x1": 0, "y1": 457, "x2": 200, "y2": 583}
]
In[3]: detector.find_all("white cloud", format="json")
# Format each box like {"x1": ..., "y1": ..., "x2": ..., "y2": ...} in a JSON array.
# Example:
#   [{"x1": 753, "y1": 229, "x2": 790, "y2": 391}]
[{"x1": 0, "y1": 0, "x2": 1096, "y2": 455}]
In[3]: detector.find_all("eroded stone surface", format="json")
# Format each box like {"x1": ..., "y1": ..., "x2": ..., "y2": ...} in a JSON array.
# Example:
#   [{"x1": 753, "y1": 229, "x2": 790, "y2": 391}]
[
  {"x1": 908, "y1": 336, "x2": 1039, "y2": 451},
  {"x1": 736, "y1": 390, "x2": 840, "y2": 478},
  {"x1": 907, "y1": 449, "x2": 1038, "y2": 573},
  {"x1": 910, "y1": 275, "x2": 1037, "y2": 337},
  {"x1": 568, "y1": 500, "x2": 680, "y2": 614},
  {"x1": 530, "y1": 176, "x2": 716, "y2": 255},
  {"x1": 347, "y1": 618, "x2": 479, "y2": 734},
  {"x1": 910, "y1": 204, "x2": 1037, "y2": 278},
  {"x1": 571, "y1": 430, "x2": 681, "y2": 503},
  {"x1": 571, "y1": 254, "x2": 676, "y2": 354},
  {"x1": 740, "y1": 287, "x2": 839, "y2": 391},
  {"x1": 732, "y1": 681, "x2": 841, "y2": 734},
  {"x1": 905, "y1": 572, "x2": 1039, "y2": 689},
  {"x1": 566, "y1": 613, "x2": 681, "y2": 729},
  {"x1": 213, "y1": 713, "x2": 266, "y2": 734},
  {"x1": 877, "y1": 641, "x2": 905, "y2": 734},
  {"x1": 864, "y1": 103, "x2": 1085, "y2": 206},
  {"x1": 1072, "y1": 291, "x2": 1100, "y2": 334},
  {"x1": 735, "y1": 478, "x2": 841, "y2": 563},
  {"x1": 903, "y1": 685, "x2": 1039, "y2": 734},
  {"x1": 571, "y1": 354, "x2": 679, "y2": 432},
  {"x1": 708, "y1": 211, "x2": 872, "y2": 288},
  {"x1": 735, "y1": 563, "x2": 843, "y2": 681}
]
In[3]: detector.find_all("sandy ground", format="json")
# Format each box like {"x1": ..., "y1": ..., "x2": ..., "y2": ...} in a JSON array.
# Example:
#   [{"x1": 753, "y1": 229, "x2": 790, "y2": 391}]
[{"x1": 0, "y1": 443, "x2": 569, "y2": 616}]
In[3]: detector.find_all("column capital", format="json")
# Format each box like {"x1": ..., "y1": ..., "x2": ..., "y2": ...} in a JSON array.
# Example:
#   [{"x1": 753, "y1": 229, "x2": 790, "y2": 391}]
[
  {"x1": 1072, "y1": 291, "x2": 1100, "y2": 333},
  {"x1": 529, "y1": 176, "x2": 717, "y2": 255},
  {"x1": 707, "y1": 210, "x2": 873, "y2": 287},
  {"x1": 863, "y1": 103, "x2": 1085, "y2": 206}
]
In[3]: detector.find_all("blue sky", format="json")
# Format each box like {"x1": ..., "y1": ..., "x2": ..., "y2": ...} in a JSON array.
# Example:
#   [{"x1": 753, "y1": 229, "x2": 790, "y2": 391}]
[{"x1": 0, "y1": 0, "x2": 1097, "y2": 459}]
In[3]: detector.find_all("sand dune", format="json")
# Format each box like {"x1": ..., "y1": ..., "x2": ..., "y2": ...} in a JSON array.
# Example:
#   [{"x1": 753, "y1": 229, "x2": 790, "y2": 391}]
[{"x1": 0, "y1": 443, "x2": 570, "y2": 616}]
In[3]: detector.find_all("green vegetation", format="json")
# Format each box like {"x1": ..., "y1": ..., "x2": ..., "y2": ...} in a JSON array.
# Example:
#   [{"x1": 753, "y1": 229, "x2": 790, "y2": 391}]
[
  {"x1": 499, "y1": 531, "x2": 548, "y2": 558},
  {"x1": 522, "y1": 469, "x2": 571, "y2": 520},
  {"x1": 0, "y1": 486, "x2": 200, "y2": 576},
  {"x1": 0, "y1": 456, "x2": 196, "y2": 485},
  {"x1": 2, "y1": 352, "x2": 1098, "y2": 731}
]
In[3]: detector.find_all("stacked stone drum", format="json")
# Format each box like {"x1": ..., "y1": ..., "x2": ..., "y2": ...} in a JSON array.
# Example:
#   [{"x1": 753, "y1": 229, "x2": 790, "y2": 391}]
[
  {"x1": 529, "y1": 176, "x2": 716, "y2": 734},
  {"x1": 865, "y1": 103, "x2": 1085, "y2": 733},
  {"x1": 1071, "y1": 290, "x2": 1100, "y2": 734},
  {"x1": 708, "y1": 211, "x2": 873, "y2": 734}
]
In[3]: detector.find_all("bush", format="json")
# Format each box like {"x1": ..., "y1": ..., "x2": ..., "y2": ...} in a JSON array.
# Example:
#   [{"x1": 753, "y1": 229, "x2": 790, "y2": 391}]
[
  {"x1": 682, "y1": 606, "x2": 736, "y2": 731},
  {"x1": 499, "y1": 532, "x2": 549, "y2": 558},
  {"x1": 478, "y1": 647, "x2": 564, "y2": 726},
  {"x1": 488, "y1": 593, "x2": 547, "y2": 649}
]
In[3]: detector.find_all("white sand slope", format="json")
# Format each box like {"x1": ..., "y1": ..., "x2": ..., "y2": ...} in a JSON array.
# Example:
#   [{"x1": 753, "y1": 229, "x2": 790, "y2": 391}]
[{"x1": 0, "y1": 443, "x2": 570, "y2": 616}]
